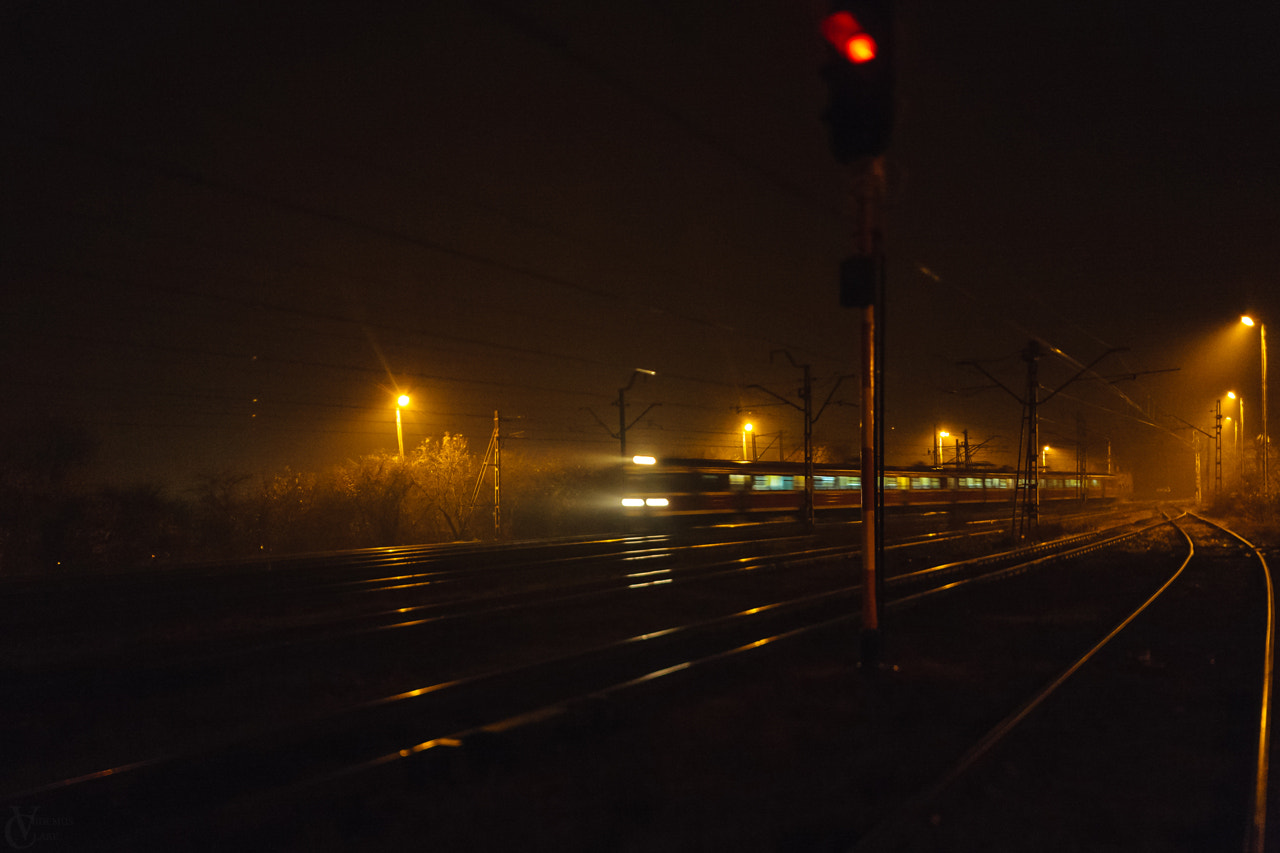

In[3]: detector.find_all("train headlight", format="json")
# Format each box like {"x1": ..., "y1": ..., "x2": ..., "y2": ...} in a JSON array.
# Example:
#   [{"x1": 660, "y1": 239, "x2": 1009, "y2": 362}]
[
  {"x1": 645, "y1": 498, "x2": 669, "y2": 507},
  {"x1": 622, "y1": 498, "x2": 645, "y2": 507}
]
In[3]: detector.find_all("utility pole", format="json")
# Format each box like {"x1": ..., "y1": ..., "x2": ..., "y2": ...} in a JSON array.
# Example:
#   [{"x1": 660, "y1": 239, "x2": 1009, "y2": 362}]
[
  {"x1": 470, "y1": 411, "x2": 504, "y2": 539},
  {"x1": 588, "y1": 368, "x2": 657, "y2": 458},
  {"x1": 1018, "y1": 341, "x2": 1042, "y2": 538},
  {"x1": 963, "y1": 342, "x2": 1124, "y2": 539},
  {"x1": 749, "y1": 353, "x2": 840, "y2": 529},
  {"x1": 1215, "y1": 399, "x2": 1223, "y2": 498},
  {"x1": 493, "y1": 411, "x2": 501, "y2": 537}
]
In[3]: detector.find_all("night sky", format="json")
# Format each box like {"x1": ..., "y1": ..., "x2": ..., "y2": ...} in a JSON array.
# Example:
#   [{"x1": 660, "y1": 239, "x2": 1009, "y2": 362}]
[{"x1": 4, "y1": 0, "x2": 1278, "y2": 494}]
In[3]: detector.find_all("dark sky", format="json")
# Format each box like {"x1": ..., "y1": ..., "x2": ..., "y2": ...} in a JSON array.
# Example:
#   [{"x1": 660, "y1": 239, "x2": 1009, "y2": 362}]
[{"x1": 3, "y1": 0, "x2": 1278, "y2": 492}]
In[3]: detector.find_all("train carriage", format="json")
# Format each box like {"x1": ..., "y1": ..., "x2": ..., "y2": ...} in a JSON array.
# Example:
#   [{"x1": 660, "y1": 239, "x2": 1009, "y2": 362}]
[{"x1": 621, "y1": 456, "x2": 1130, "y2": 523}]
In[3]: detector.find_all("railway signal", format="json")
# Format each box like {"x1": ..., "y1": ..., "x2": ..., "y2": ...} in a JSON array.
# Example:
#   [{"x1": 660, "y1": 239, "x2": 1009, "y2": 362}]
[{"x1": 820, "y1": 1, "x2": 894, "y2": 163}]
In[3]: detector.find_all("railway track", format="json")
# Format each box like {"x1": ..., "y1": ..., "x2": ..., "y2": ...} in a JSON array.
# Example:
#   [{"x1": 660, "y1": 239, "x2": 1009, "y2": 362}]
[
  {"x1": 0, "y1": 506, "x2": 1170, "y2": 849},
  {"x1": 855, "y1": 511, "x2": 1276, "y2": 852}
]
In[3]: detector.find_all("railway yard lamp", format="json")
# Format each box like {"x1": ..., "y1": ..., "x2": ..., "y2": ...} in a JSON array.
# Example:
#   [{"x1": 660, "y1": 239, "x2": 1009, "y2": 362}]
[
  {"x1": 742, "y1": 422, "x2": 757, "y2": 462},
  {"x1": 1229, "y1": 391, "x2": 1244, "y2": 487},
  {"x1": 1242, "y1": 316, "x2": 1269, "y2": 500},
  {"x1": 395, "y1": 394, "x2": 410, "y2": 460}
]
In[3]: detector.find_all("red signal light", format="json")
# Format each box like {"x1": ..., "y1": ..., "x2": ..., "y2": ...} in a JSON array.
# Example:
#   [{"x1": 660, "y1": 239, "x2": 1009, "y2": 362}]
[{"x1": 822, "y1": 11, "x2": 878, "y2": 64}]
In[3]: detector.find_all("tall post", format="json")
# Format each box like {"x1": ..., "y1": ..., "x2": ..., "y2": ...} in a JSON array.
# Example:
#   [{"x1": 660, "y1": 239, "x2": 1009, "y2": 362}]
[
  {"x1": 1017, "y1": 341, "x2": 1041, "y2": 538},
  {"x1": 395, "y1": 408, "x2": 404, "y2": 461},
  {"x1": 1215, "y1": 399, "x2": 1223, "y2": 498},
  {"x1": 847, "y1": 156, "x2": 885, "y2": 667},
  {"x1": 1262, "y1": 323, "x2": 1269, "y2": 501},
  {"x1": 493, "y1": 410, "x2": 501, "y2": 538},
  {"x1": 395, "y1": 393, "x2": 410, "y2": 461},
  {"x1": 1238, "y1": 396, "x2": 1244, "y2": 488},
  {"x1": 618, "y1": 384, "x2": 628, "y2": 460},
  {"x1": 802, "y1": 363, "x2": 815, "y2": 528},
  {"x1": 1233, "y1": 391, "x2": 1244, "y2": 484}
]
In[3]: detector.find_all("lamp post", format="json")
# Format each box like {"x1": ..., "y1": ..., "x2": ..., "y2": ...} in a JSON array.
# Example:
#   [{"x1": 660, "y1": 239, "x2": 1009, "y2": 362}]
[
  {"x1": 1228, "y1": 391, "x2": 1243, "y2": 488},
  {"x1": 1242, "y1": 316, "x2": 1269, "y2": 499},
  {"x1": 617, "y1": 368, "x2": 657, "y2": 459},
  {"x1": 936, "y1": 430, "x2": 949, "y2": 469},
  {"x1": 742, "y1": 422, "x2": 756, "y2": 462},
  {"x1": 395, "y1": 394, "x2": 410, "y2": 460}
]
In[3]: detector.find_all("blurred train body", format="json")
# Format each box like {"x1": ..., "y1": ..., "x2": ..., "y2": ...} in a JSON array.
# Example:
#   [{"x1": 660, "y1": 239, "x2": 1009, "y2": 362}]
[{"x1": 620, "y1": 457, "x2": 1131, "y2": 523}]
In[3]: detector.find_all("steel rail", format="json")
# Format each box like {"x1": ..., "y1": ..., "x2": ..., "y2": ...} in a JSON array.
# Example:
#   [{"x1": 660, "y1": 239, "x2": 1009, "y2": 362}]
[
  {"x1": 852, "y1": 513, "x2": 1195, "y2": 852},
  {"x1": 855, "y1": 512, "x2": 1273, "y2": 852},
  {"x1": 3, "y1": 513, "x2": 1153, "y2": 843},
  {"x1": 1188, "y1": 513, "x2": 1274, "y2": 853}
]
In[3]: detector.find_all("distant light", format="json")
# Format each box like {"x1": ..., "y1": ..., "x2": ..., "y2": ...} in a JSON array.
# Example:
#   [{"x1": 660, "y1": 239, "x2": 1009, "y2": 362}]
[
  {"x1": 645, "y1": 498, "x2": 669, "y2": 507},
  {"x1": 939, "y1": 431, "x2": 949, "y2": 438},
  {"x1": 636, "y1": 368, "x2": 657, "y2": 376},
  {"x1": 397, "y1": 394, "x2": 410, "y2": 407},
  {"x1": 744, "y1": 423, "x2": 753, "y2": 432},
  {"x1": 632, "y1": 455, "x2": 656, "y2": 465},
  {"x1": 622, "y1": 498, "x2": 645, "y2": 507},
  {"x1": 1229, "y1": 391, "x2": 1238, "y2": 400},
  {"x1": 1243, "y1": 316, "x2": 1256, "y2": 327}
]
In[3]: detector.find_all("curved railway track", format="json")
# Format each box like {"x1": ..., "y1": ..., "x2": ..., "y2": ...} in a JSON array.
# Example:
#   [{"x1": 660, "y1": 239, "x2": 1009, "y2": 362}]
[{"x1": 856, "y1": 511, "x2": 1275, "y2": 852}]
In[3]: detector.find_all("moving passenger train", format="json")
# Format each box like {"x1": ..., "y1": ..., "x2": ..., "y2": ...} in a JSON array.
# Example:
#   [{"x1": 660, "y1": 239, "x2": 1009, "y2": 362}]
[{"x1": 620, "y1": 456, "x2": 1131, "y2": 522}]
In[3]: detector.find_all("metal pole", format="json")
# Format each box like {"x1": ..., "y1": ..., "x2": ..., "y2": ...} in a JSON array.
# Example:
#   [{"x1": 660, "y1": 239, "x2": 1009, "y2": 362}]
[
  {"x1": 396, "y1": 408, "x2": 404, "y2": 461},
  {"x1": 1216, "y1": 399, "x2": 1223, "y2": 498},
  {"x1": 803, "y1": 363, "x2": 814, "y2": 528},
  {"x1": 493, "y1": 411, "x2": 501, "y2": 538},
  {"x1": 1241, "y1": 395, "x2": 1248, "y2": 486},
  {"x1": 856, "y1": 157, "x2": 885, "y2": 667},
  {"x1": 1263, "y1": 323, "x2": 1269, "y2": 501},
  {"x1": 860, "y1": 299, "x2": 878, "y2": 659},
  {"x1": 618, "y1": 385, "x2": 627, "y2": 459}
]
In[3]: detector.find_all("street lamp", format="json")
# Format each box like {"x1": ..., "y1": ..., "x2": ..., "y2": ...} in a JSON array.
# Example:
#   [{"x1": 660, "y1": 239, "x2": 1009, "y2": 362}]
[
  {"x1": 936, "y1": 430, "x2": 949, "y2": 469},
  {"x1": 742, "y1": 422, "x2": 756, "y2": 461},
  {"x1": 1042, "y1": 445, "x2": 1050, "y2": 470},
  {"x1": 1242, "y1": 316, "x2": 1269, "y2": 499},
  {"x1": 1228, "y1": 391, "x2": 1243, "y2": 488},
  {"x1": 395, "y1": 394, "x2": 410, "y2": 460}
]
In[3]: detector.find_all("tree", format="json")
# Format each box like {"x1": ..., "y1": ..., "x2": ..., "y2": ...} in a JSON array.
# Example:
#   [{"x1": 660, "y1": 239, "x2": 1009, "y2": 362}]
[{"x1": 408, "y1": 434, "x2": 479, "y2": 541}]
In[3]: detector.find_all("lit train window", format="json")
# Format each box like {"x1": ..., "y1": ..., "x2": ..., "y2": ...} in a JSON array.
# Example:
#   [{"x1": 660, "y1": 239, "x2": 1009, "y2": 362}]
[
  {"x1": 730, "y1": 474, "x2": 750, "y2": 490},
  {"x1": 910, "y1": 477, "x2": 941, "y2": 489},
  {"x1": 755, "y1": 475, "x2": 795, "y2": 491},
  {"x1": 814, "y1": 476, "x2": 836, "y2": 490},
  {"x1": 985, "y1": 478, "x2": 1011, "y2": 489},
  {"x1": 837, "y1": 476, "x2": 860, "y2": 490},
  {"x1": 962, "y1": 477, "x2": 983, "y2": 488}
]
